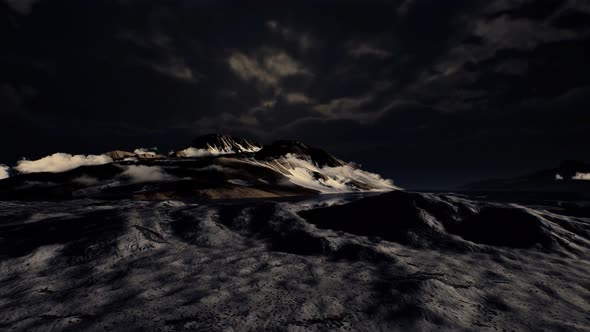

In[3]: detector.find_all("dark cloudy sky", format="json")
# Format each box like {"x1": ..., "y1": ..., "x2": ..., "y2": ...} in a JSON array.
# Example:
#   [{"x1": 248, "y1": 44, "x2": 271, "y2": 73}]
[{"x1": 1, "y1": 0, "x2": 589, "y2": 188}]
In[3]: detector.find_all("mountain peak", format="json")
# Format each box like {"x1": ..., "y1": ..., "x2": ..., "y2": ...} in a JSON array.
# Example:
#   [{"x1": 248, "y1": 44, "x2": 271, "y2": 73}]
[
  {"x1": 190, "y1": 134, "x2": 262, "y2": 154},
  {"x1": 255, "y1": 140, "x2": 345, "y2": 167}
]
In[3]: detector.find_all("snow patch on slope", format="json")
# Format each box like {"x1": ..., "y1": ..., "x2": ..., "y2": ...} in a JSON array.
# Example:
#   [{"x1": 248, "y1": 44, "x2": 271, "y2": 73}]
[
  {"x1": 202, "y1": 135, "x2": 262, "y2": 153},
  {"x1": 245, "y1": 154, "x2": 398, "y2": 193},
  {"x1": 133, "y1": 148, "x2": 157, "y2": 157},
  {"x1": 72, "y1": 175, "x2": 100, "y2": 186},
  {"x1": 176, "y1": 143, "x2": 261, "y2": 158},
  {"x1": 176, "y1": 147, "x2": 226, "y2": 157},
  {"x1": 228, "y1": 179, "x2": 252, "y2": 187},
  {"x1": 176, "y1": 136, "x2": 261, "y2": 158},
  {"x1": 120, "y1": 165, "x2": 174, "y2": 183},
  {"x1": 15, "y1": 153, "x2": 113, "y2": 174}
]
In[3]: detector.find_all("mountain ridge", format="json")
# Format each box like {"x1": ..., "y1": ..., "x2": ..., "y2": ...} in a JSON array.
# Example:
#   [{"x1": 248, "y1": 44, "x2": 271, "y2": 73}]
[
  {"x1": 0, "y1": 134, "x2": 398, "y2": 200},
  {"x1": 463, "y1": 160, "x2": 590, "y2": 195}
]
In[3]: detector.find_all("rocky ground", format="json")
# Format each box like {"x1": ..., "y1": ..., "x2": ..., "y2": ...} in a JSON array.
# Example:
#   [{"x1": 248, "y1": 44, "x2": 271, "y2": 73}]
[{"x1": 1, "y1": 191, "x2": 589, "y2": 331}]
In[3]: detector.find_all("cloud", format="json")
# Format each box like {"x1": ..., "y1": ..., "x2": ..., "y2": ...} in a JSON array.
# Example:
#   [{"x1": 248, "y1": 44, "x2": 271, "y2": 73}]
[
  {"x1": 348, "y1": 43, "x2": 391, "y2": 58},
  {"x1": 15, "y1": 153, "x2": 113, "y2": 174},
  {"x1": 285, "y1": 93, "x2": 312, "y2": 104},
  {"x1": 313, "y1": 94, "x2": 387, "y2": 123},
  {"x1": 229, "y1": 53, "x2": 278, "y2": 85},
  {"x1": 314, "y1": 96, "x2": 369, "y2": 118},
  {"x1": 264, "y1": 52, "x2": 308, "y2": 76},
  {"x1": 228, "y1": 51, "x2": 310, "y2": 87},
  {"x1": 494, "y1": 59, "x2": 528, "y2": 75},
  {"x1": 310, "y1": 80, "x2": 394, "y2": 122},
  {"x1": 120, "y1": 165, "x2": 174, "y2": 183},
  {"x1": 474, "y1": 15, "x2": 575, "y2": 51},
  {"x1": 555, "y1": 173, "x2": 563, "y2": 180},
  {"x1": 4, "y1": 0, "x2": 40, "y2": 15},
  {"x1": 267, "y1": 20, "x2": 279, "y2": 31},
  {"x1": 238, "y1": 113, "x2": 260, "y2": 126},
  {"x1": 396, "y1": 0, "x2": 416, "y2": 16},
  {"x1": 148, "y1": 58, "x2": 196, "y2": 82},
  {"x1": 0, "y1": 165, "x2": 9, "y2": 180},
  {"x1": 116, "y1": 30, "x2": 199, "y2": 83},
  {"x1": 572, "y1": 173, "x2": 590, "y2": 180},
  {"x1": 266, "y1": 20, "x2": 313, "y2": 51}
]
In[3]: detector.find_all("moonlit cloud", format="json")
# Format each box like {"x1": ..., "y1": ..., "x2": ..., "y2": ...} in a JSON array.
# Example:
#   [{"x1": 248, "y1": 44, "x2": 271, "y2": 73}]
[
  {"x1": 263, "y1": 53, "x2": 309, "y2": 77},
  {"x1": 314, "y1": 96, "x2": 368, "y2": 117},
  {"x1": 266, "y1": 20, "x2": 313, "y2": 51},
  {"x1": 15, "y1": 153, "x2": 113, "y2": 174},
  {"x1": 0, "y1": 164, "x2": 9, "y2": 180},
  {"x1": 285, "y1": 93, "x2": 312, "y2": 104},
  {"x1": 149, "y1": 59, "x2": 196, "y2": 82},
  {"x1": 474, "y1": 15, "x2": 574, "y2": 51},
  {"x1": 116, "y1": 29, "x2": 198, "y2": 83},
  {"x1": 228, "y1": 51, "x2": 310, "y2": 87},
  {"x1": 313, "y1": 94, "x2": 379, "y2": 122},
  {"x1": 572, "y1": 173, "x2": 590, "y2": 180},
  {"x1": 228, "y1": 53, "x2": 278, "y2": 85},
  {"x1": 348, "y1": 43, "x2": 391, "y2": 58}
]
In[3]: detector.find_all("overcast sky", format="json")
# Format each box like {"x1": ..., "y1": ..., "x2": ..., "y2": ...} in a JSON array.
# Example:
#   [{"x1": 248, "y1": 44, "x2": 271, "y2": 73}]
[{"x1": 1, "y1": 0, "x2": 589, "y2": 188}]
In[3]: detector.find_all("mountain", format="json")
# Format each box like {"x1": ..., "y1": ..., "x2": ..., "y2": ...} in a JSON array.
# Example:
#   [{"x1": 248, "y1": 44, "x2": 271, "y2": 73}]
[
  {"x1": 463, "y1": 160, "x2": 590, "y2": 196},
  {"x1": 173, "y1": 134, "x2": 262, "y2": 157},
  {"x1": 192, "y1": 133, "x2": 262, "y2": 153},
  {"x1": 255, "y1": 140, "x2": 345, "y2": 167},
  {"x1": 105, "y1": 150, "x2": 166, "y2": 161},
  {"x1": 0, "y1": 135, "x2": 397, "y2": 200}
]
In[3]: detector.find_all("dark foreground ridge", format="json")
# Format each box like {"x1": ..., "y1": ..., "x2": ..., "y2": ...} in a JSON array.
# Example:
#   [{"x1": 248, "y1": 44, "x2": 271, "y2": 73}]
[{"x1": 1, "y1": 191, "x2": 589, "y2": 330}]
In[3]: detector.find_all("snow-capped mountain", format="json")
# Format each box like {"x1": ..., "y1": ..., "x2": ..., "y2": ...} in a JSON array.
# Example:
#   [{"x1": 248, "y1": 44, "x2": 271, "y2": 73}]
[
  {"x1": 0, "y1": 135, "x2": 397, "y2": 200},
  {"x1": 173, "y1": 134, "x2": 262, "y2": 157}
]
